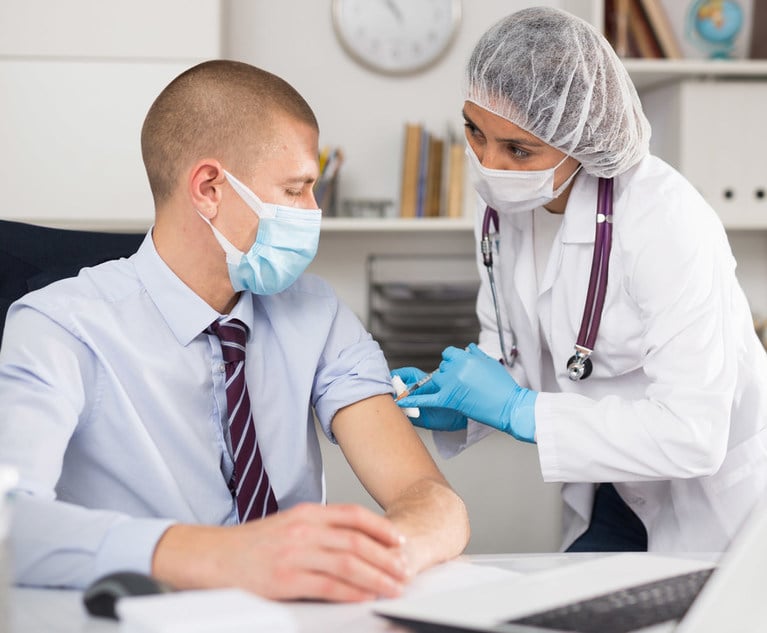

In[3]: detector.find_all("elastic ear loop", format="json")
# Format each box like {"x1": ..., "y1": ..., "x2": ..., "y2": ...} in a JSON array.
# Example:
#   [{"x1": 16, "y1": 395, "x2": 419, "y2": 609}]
[
  {"x1": 223, "y1": 170, "x2": 275, "y2": 219},
  {"x1": 196, "y1": 210, "x2": 243, "y2": 265}
]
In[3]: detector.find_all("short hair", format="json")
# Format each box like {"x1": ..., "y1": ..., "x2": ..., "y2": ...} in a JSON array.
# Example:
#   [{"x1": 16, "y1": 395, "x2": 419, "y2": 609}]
[{"x1": 140, "y1": 60, "x2": 318, "y2": 205}]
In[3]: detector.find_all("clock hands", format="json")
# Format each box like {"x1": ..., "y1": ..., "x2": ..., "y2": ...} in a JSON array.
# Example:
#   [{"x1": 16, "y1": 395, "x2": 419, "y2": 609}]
[{"x1": 382, "y1": 0, "x2": 404, "y2": 24}]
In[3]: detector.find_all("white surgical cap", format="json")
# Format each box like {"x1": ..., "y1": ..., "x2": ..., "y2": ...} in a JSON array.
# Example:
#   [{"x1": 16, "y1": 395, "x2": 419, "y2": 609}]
[{"x1": 465, "y1": 7, "x2": 650, "y2": 178}]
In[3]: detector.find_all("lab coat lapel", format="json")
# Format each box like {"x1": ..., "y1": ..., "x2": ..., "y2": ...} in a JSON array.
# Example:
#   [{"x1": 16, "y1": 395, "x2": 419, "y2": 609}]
[
  {"x1": 506, "y1": 211, "x2": 543, "y2": 389},
  {"x1": 547, "y1": 174, "x2": 600, "y2": 377},
  {"x1": 537, "y1": 174, "x2": 598, "y2": 379}
]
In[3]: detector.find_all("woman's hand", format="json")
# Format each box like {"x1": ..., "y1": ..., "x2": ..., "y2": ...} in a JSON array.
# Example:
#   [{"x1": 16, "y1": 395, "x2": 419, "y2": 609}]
[
  {"x1": 391, "y1": 366, "x2": 467, "y2": 432},
  {"x1": 395, "y1": 344, "x2": 538, "y2": 442}
]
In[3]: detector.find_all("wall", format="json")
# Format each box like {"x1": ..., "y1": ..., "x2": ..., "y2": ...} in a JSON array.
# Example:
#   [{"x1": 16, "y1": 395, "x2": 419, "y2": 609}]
[{"x1": 0, "y1": 0, "x2": 221, "y2": 229}]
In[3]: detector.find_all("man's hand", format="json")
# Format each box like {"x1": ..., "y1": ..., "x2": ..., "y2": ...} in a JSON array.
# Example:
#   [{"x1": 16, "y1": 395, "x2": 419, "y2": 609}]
[{"x1": 152, "y1": 503, "x2": 410, "y2": 602}]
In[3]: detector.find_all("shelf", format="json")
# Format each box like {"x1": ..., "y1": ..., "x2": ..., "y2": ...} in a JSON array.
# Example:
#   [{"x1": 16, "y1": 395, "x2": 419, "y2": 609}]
[
  {"x1": 623, "y1": 58, "x2": 767, "y2": 91},
  {"x1": 320, "y1": 217, "x2": 474, "y2": 232}
]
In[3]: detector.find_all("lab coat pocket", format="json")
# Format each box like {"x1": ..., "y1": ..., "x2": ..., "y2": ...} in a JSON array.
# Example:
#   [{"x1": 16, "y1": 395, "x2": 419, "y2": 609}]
[{"x1": 699, "y1": 429, "x2": 767, "y2": 536}]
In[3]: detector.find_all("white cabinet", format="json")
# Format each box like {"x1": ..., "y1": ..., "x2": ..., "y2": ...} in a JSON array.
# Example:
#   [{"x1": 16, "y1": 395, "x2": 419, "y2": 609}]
[{"x1": 642, "y1": 80, "x2": 767, "y2": 229}]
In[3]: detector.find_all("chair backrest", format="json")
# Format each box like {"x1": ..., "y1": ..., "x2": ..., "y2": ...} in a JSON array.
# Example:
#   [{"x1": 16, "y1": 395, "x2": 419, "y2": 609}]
[{"x1": 0, "y1": 220, "x2": 145, "y2": 337}]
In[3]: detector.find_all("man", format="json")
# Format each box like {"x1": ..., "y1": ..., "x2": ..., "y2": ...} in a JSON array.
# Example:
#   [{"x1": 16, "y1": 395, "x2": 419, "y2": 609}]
[{"x1": 0, "y1": 60, "x2": 469, "y2": 602}]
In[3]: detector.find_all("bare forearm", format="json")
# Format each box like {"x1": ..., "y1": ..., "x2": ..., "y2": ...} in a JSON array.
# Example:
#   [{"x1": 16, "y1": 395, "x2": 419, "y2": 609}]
[
  {"x1": 152, "y1": 524, "x2": 227, "y2": 590},
  {"x1": 385, "y1": 477, "x2": 470, "y2": 575}
]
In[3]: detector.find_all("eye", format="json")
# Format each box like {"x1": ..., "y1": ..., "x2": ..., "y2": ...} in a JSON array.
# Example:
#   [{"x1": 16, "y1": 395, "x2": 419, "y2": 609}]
[
  {"x1": 285, "y1": 188, "x2": 303, "y2": 198},
  {"x1": 506, "y1": 144, "x2": 530, "y2": 160},
  {"x1": 464, "y1": 121, "x2": 484, "y2": 141}
]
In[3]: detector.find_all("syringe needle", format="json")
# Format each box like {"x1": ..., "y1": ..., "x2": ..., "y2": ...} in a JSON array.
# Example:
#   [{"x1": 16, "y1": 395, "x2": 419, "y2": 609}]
[{"x1": 394, "y1": 371, "x2": 436, "y2": 402}]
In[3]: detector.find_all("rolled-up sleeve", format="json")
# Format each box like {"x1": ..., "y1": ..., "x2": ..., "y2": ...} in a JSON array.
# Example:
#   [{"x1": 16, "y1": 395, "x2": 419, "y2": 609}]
[{"x1": 311, "y1": 300, "x2": 395, "y2": 442}]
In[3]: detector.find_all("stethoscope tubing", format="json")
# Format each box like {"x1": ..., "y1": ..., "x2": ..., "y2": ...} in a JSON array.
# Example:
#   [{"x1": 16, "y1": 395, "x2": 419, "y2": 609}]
[
  {"x1": 577, "y1": 177, "x2": 613, "y2": 352},
  {"x1": 481, "y1": 177, "x2": 614, "y2": 379},
  {"x1": 481, "y1": 207, "x2": 518, "y2": 366}
]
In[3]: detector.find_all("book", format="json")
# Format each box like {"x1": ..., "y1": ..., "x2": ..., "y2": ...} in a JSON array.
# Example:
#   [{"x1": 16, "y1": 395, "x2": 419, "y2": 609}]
[
  {"x1": 425, "y1": 136, "x2": 444, "y2": 218},
  {"x1": 639, "y1": 0, "x2": 682, "y2": 58},
  {"x1": 444, "y1": 138, "x2": 464, "y2": 219},
  {"x1": 604, "y1": 0, "x2": 631, "y2": 57},
  {"x1": 415, "y1": 127, "x2": 430, "y2": 217},
  {"x1": 750, "y1": 0, "x2": 767, "y2": 58},
  {"x1": 400, "y1": 123, "x2": 423, "y2": 218},
  {"x1": 627, "y1": 0, "x2": 664, "y2": 58}
]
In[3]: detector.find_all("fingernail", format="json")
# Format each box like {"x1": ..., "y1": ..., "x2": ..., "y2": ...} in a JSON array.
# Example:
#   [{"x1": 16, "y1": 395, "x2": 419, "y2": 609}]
[{"x1": 385, "y1": 580, "x2": 404, "y2": 598}]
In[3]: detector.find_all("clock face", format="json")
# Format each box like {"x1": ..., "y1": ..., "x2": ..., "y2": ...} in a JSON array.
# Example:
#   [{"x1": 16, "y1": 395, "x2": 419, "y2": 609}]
[{"x1": 331, "y1": 0, "x2": 461, "y2": 75}]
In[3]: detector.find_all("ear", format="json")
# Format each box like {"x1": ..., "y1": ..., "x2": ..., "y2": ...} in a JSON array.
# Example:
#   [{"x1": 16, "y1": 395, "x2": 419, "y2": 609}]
[{"x1": 189, "y1": 159, "x2": 225, "y2": 219}]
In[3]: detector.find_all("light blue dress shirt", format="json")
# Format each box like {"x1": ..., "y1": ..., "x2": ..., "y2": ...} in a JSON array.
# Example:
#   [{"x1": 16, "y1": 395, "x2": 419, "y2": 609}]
[{"x1": 0, "y1": 231, "x2": 394, "y2": 588}]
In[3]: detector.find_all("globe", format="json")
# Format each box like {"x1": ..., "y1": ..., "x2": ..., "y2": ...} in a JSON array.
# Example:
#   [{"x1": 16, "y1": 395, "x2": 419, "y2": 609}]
[{"x1": 686, "y1": 0, "x2": 743, "y2": 59}]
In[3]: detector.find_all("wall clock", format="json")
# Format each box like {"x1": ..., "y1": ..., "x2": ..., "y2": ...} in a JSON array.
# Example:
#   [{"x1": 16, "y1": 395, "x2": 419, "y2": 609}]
[{"x1": 331, "y1": 0, "x2": 462, "y2": 75}]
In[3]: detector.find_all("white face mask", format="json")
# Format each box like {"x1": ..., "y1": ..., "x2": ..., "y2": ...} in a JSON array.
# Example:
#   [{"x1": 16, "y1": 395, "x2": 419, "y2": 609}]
[{"x1": 466, "y1": 145, "x2": 582, "y2": 214}]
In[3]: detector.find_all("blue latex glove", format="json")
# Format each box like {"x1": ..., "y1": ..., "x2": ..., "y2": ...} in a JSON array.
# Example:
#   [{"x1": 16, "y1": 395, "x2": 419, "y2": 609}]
[
  {"x1": 390, "y1": 366, "x2": 468, "y2": 432},
  {"x1": 396, "y1": 344, "x2": 538, "y2": 443}
]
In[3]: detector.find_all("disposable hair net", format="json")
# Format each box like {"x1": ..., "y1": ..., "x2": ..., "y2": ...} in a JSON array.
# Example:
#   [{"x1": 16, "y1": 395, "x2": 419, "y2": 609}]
[{"x1": 465, "y1": 7, "x2": 650, "y2": 178}]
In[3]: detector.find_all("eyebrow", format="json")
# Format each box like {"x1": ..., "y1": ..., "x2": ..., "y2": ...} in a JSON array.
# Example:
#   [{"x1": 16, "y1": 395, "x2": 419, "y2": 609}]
[
  {"x1": 283, "y1": 173, "x2": 317, "y2": 185},
  {"x1": 462, "y1": 110, "x2": 545, "y2": 149}
]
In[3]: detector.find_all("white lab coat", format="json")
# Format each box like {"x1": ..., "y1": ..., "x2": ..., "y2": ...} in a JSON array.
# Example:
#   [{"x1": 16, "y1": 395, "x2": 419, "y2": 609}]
[{"x1": 435, "y1": 155, "x2": 767, "y2": 552}]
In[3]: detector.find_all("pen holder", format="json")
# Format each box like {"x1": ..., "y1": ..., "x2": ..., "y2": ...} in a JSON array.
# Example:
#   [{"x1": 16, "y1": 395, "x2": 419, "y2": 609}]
[{"x1": 0, "y1": 465, "x2": 18, "y2": 632}]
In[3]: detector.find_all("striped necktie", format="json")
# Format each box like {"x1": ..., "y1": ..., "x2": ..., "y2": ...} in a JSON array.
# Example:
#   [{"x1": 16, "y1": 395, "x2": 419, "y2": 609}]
[{"x1": 208, "y1": 318, "x2": 278, "y2": 521}]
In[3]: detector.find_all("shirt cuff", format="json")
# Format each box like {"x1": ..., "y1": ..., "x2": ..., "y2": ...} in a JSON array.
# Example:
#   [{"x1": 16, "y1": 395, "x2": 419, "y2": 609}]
[
  {"x1": 533, "y1": 393, "x2": 563, "y2": 481},
  {"x1": 94, "y1": 517, "x2": 177, "y2": 579}
]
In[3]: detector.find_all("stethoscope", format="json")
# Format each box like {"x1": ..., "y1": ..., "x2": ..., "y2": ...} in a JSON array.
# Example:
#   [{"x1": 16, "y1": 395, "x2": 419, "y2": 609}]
[{"x1": 480, "y1": 177, "x2": 614, "y2": 381}]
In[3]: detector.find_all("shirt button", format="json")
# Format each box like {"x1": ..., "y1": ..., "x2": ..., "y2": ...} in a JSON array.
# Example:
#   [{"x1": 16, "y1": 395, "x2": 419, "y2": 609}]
[{"x1": 218, "y1": 363, "x2": 226, "y2": 373}]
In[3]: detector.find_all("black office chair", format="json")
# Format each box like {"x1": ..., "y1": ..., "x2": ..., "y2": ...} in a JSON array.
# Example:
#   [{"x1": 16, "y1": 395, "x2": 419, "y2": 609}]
[{"x1": 0, "y1": 219, "x2": 145, "y2": 337}]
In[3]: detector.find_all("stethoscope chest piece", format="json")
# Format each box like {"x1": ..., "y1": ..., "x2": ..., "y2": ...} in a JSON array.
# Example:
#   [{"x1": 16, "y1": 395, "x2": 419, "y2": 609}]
[{"x1": 567, "y1": 350, "x2": 593, "y2": 381}]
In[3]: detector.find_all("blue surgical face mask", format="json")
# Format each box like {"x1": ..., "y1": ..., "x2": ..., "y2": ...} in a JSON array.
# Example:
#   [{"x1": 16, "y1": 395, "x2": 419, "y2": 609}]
[{"x1": 198, "y1": 170, "x2": 322, "y2": 295}]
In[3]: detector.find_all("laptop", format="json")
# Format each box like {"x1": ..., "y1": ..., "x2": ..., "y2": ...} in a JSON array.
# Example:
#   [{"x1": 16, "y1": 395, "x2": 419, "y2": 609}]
[{"x1": 375, "y1": 500, "x2": 767, "y2": 633}]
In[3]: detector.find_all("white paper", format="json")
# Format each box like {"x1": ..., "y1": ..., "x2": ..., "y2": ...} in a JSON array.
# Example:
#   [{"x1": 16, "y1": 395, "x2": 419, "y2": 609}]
[
  {"x1": 287, "y1": 558, "x2": 521, "y2": 633},
  {"x1": 117, "y1": 588, "x2": 297, "y2": 633}
]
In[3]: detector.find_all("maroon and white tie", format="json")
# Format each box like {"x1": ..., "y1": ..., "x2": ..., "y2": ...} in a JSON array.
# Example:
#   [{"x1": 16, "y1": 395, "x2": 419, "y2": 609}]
[{"x1": 208, "y1": 318, "x2": 278, "y2": 521}]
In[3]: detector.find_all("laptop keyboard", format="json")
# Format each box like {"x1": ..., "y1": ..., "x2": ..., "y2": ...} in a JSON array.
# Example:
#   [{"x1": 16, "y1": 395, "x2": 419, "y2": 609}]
[{"x1": 507, "y1": 567, "x2": 714, "y2": 633}]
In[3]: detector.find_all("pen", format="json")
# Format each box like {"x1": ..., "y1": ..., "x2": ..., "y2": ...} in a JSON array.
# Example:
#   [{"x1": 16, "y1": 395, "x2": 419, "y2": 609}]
[{"x1": 394, "y1": 370, "x2": 436, "y2": 402}]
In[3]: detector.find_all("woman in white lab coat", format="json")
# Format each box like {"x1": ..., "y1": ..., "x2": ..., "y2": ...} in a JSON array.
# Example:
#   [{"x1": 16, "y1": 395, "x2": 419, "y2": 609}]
[{"x1": 393, "y1": 7, "x2": 767, "y2": 553}]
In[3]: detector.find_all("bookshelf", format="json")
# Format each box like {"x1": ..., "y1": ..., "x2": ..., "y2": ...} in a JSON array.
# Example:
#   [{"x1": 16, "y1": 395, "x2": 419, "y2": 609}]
[
  {"x1": 322, "y1": 216, "x2": 473, "y2": 232},
  {"x1": 344, "y1": 0, "x2": 767, "y2": 233},
  {"x1": 624, "y1": 57, "x2": 767, "y2": 90},
  {"x1": 564, "y1": 0, "x2": 767, "y2": 88}
]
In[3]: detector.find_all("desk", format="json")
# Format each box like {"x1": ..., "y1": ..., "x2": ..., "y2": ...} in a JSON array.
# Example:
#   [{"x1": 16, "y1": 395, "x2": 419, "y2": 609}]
[{"x1": 6, "y1": 553, "x2": 696, "y2": 633}]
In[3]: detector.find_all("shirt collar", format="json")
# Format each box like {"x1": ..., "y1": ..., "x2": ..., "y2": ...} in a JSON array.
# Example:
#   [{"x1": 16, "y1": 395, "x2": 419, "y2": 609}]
[
  {"x1": 132, "y1": 229, "x2": 254, "y2": 346},
  {"x1": 561, "y1": 172, "x2": 600, "y2": 245}
]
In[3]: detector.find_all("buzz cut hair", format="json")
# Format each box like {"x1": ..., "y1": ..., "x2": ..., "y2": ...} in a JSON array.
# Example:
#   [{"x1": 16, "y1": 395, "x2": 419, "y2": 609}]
[{"x1": 140, "y1": 59, "x2": 318, "y2": 205}]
